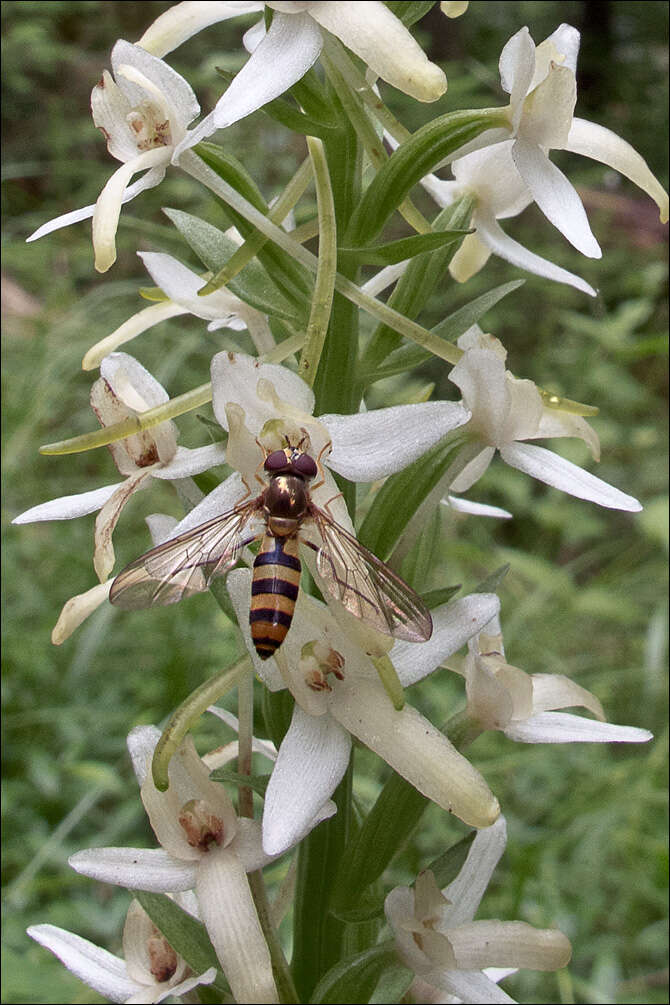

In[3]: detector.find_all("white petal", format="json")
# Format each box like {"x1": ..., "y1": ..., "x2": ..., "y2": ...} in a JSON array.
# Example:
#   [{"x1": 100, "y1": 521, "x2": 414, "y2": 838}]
[
  {"x1": 331, "y1": 678, "x2": 500, "y2": 828},
  {"x1": 541, "y1": 23, "x2": 580, "y2": 76},
  {"x1": 310, "y1": 1, "x2": 446, "y2": 102},
  {"x1": 211, "y1": 351, "x2": 315, "y2": 432},
  {"x1": 172, "y1": 12, "x2": 322, "y2": 157},
  {"x1": 94, "y1": 470, "x2": 152, "y2": 582},
  {"x1": 196, "y1": 847, "x2": 278, "y2": 1003},
  {"x1": 565, "y1": 117, "x2": 669, "y2": 223},
  {"x1": 12, "y1": 483, "x2": 123, "y2": 524},
  {"x1": 69, "y1": 846, "x2": 197, "y2": 892},
  {"x1": 138, "y1": 2, "x2": 264, "y2": 58},
  {"x1": 262, "y1": 705, "x2": 351, "y2": 855},
  {"x1": 518, "y1": 63, "x2": 576, "y2": 149},
  {"x1": 321, "y1": 401, "x2": 470, "y2": 482},
  {"x1": 152, "y1": 443, "x2": 227, "y2": 479},
  {"x1": 499, "y1": 27, "x2": 535, "y2": 122},
  {"x1": 52, "y1": 580, "x2": 113, "y2": 646},
  {"x1": 533, "y1": 410, "x2": 600, "y2": 460},
  {"x1": 474, "y1": 211, "x2": 597, "y2": 296},
  {"x1": 393, "y1": 594, "x2": 500, "y2": 687},
  {"x1": 447, "y1": 920, "x2": 571, "y2": 971},
  {"x1": 500, "y1": 441, "x2": 642, "y2": 511},
  {"x1": 511, "y1": 139, "x2": 601, "y2": 257},
  {"x1": 82, "y1": 303, "x2": 188, "y2": 371},
  {"x1": 100, "y1": 352, "x2": 170, "y2": 410},
  {"x1": 449, "y1": 233, "x2": 493, "y2": 283},
  {"x1": 444, "y1": 496, "x2": 512, "y2": 519},
  {"x1": 441, "y1": 817, "x2": 507, "y2": 925},
  {"x1": 449, "y1": 347, "x2": 511, "y2": 446},
  {"x1": 529, "y1": 673, "x2": 605, "y2": 719},
  {"x1": 26, "y1": 204, "x2": 97, "y2": 243},
  {"x1": 430, "y1": 968, "x2": 517, "y2": 1004},
  {"x1": 126, "y1": 725, "x2": 162, "y2": 785},
  {"x1": 138, "y1": 251, "x2": 248, "y2": 321},
  {"x1": 448, "y1": 446, "x2": 495, "y2": 494},
  {"x1": 92, "y1": 148, "x2": 170, "y2": 272},
  {"x1": 167, "y1": 471, "x2": 247, "y2": 536},
  {"x1": 27, "y1": 924, "x2": 137, "y2": 1003},
  {"x1": 161, "y1": 967, "x2": 218, "y2": 1001},
  {"x1": 504, "y1": 711, "x2": 653, "y2": 744},
  {"x1": 110, "y1": 40, "x2": 200, "y2": 128},
  {"x1": 90, "y1": 69, "x2": 137, "y2": 163}
]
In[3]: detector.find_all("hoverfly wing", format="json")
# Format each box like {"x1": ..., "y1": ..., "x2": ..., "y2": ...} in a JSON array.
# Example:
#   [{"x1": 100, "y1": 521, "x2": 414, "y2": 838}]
[
  {"x1": 306, "y1": 506, "x2": 432, "y2": 642},
  {"x1": 110, "y1": 499, "x2": 264, "y2": 610}
]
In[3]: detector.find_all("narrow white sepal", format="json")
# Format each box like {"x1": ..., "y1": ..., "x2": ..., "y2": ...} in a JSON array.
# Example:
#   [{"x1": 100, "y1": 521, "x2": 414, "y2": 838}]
[
  {"x1": 68, "y1": 846, "x2": 197, "y2": 892},
  {"x1": 504, "y1": 711, "x2": 653, "y2": 744},
  {"x1": 12, "y1": 483, "x2": 123, "y2": 524},
  {"x1": 442, "y1": 817, "x2": 507, "y2": 926},
  {"x1": 500, "y1": 441, "x2": 642, "y2": 511},
  {"x1": 27, "y1": 924, "x2": 137, "y2": 1003}
]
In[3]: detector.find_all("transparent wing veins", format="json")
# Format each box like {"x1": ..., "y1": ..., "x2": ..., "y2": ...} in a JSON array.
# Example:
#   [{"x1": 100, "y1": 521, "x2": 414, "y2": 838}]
[
  {"x1": 110, "y1": 498, "x2": 264, "y2": 610},
  {"x1": 306, "y1": 506, "x2": 432, "y2": 642}
]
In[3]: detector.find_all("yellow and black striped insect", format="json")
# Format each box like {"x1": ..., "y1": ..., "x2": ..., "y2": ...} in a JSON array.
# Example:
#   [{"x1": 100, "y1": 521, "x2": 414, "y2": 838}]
[{"x1": 110, "y1": 436, "x2": 432, "y2": 659}]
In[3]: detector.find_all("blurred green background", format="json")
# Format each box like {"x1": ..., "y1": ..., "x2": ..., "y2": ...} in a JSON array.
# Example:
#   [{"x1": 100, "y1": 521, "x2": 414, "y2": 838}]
[{"x1": 2, "y1": 2, "x2": 667, "y2": 1003}]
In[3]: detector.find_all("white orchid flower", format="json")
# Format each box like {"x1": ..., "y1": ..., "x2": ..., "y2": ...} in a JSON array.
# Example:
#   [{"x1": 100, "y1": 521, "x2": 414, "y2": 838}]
[
  {"x1": 12, "y1": 353, "x2": 226, "y2": 583},
  {"x1": 82, "y1": 250, "x2": 273, "y2": 371},
  {"x1": 455, "y1": 616, "x2": 653, "y2": 745},
  {"x1": 227, "y1": 568, "x2": 502, "y2": 855},
  {"x1": 418, "y1": 142, "x2": 598, "y2": 297},
  {"x1": 136, "y1": 1, "x2": 447, "y2": 157},
  {"x1": 26, "y1": 41, "x2": 200, "y2": 272},
  {"x1": 68, "y1": 724, "x2": 331, "y2": 1004},
  {"x1": 159, "y1": 349, "x2": 470, "y2": 539},
  {"x1": 445, "y1": 328, "x2": 642, "y2": 512},
  {"x1": 28, "y1": 899, "x2": 217, "y2": 1005},
  {"x1": 385, "y1": 817, "x2": 572, "y2": 1004},
  {"x1": 494, "y1": 23, "x2": 668, "y2": 256}
]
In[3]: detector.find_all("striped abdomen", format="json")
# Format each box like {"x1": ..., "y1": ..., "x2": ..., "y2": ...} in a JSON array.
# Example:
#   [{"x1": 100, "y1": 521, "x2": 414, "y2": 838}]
[{"x1": 250, "y1": 534, "x2": 301, "y2": 660}]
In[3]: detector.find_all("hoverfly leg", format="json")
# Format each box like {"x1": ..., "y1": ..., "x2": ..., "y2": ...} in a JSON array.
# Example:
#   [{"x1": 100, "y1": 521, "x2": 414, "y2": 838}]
[
  {"x1": 322, "y1": 492, "x2": 344, "y2": 518},
  {"x1": 253, "y1": 438, "x2": 269, "y2": 488},
  {"x1": 311, "y1": 439, "x2": 333, "y2": 492}
]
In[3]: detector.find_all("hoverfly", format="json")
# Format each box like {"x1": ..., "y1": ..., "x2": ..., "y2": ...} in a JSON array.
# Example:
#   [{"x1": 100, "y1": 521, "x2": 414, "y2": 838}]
[{"x1": 110, "y1": 435, "x2": 432, "y2": 659}]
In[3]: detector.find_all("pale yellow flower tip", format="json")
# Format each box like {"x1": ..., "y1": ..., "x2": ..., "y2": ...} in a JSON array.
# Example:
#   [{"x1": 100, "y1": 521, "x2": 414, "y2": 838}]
[{"x1": 442, "y1": 1, "x2": 469, "y2": 17}]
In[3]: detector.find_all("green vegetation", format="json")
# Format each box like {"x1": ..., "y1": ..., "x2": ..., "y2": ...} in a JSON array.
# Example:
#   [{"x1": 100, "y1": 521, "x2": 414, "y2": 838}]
[{"x1": 2, "y1": 3, "x2": 667, "y2": 1003}]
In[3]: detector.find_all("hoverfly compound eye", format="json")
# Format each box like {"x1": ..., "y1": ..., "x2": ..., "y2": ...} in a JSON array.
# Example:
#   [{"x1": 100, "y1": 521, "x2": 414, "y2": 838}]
[
  {"x1": 264, "y1": 449, "x2": 288, "y2": 472},
  {"x1": 294, "y1": 453, "x2": 318, "y2": 478}
]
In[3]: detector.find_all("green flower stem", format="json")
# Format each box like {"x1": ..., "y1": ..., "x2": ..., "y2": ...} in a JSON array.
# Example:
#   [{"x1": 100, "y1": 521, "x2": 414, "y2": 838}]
[
  {"x1": 38, "y1": 334, "x2": 305, "y2": 456},
  {"x1": 372, "y1": 654, "x2": 405, "y2": 711},
  {"x1": 298, "y1": 137, "x2": 337, "y2": 387},
  {"x1": 199, "y1": 156, "x2": 313, "y2": 296},
  {"x1": 237, "y1": 666, "x2": 255, "y2": 820},
  {"x1": 151, "y1": 657, "x2": 251, "y2": 792},
  {"x1": 180, "y1": 150, "x2": 464, "y2": 365},
  {"x1": 322, "y1": 38, "x2": 412, "y2": 146},
  {"x1": 320, "y1": 41, "x2": 432, "y2": 235},
  {"x1": 247, "y1": 869, "x2": 300, "y2": 1005}
]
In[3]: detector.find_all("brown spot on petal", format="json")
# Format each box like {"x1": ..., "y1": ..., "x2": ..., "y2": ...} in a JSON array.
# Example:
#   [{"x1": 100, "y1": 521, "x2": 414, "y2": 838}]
[
  {"x1": 147, "y1": 929, "x2": 178, "y2": 983},
  {"x1": 178, "y1": 799, "x2": 225, "y2": 851}
]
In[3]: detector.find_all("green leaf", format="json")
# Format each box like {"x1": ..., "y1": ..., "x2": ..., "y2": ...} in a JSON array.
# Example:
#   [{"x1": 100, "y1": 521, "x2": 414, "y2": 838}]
[
  {"x1": 208, "y1": 768, "x2": 270, "y2": 797},
  {"x1": 474, "y1": 562, "x2": 511, "y2": 594},
  {"x1": 426, "y1": 831, "x2": 476, "y2": 888},
  {"x1": 338, "y1": 228, "x2": 470, "y2": 268},
  {"x1": 262, "y1": 688, "x2": 294, "y2": 749},
  {"x1": 311, "y1": 943, "x2": 399, "y2": 1004},
  {"x1": 369, "y1": 961, "x2": 415, "y2": 1003},
  {"x1": 346, "y1": 108, "x2": 510, "y2": 245},
  {"x1": 193, "y1": 143, "x2": 314, "y2": 309},
  {"x1": 421, "y1": 584, "x2": 462, "y2": 608},
  {"x1": 331, "y1": 775, "x2": 428, "y2": 916},
  {"x1": 385, "y1": 1, "x2": 438, "y2": 27},
  {"x1": 362, "y1": 279, "x2": 525, "y2": 384},
  {"x1": 358, "y1": 435, "x2": 470, "y2": 560},
  {"x1": 331, "y1": 891, "x2": 386, "y2": 924},
  {"x1": 163, "y1": 208, "x2": 299, "y2": 323},
  {"x1": 132, "y1": 890, "x2": 227, "y2": 994}
]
